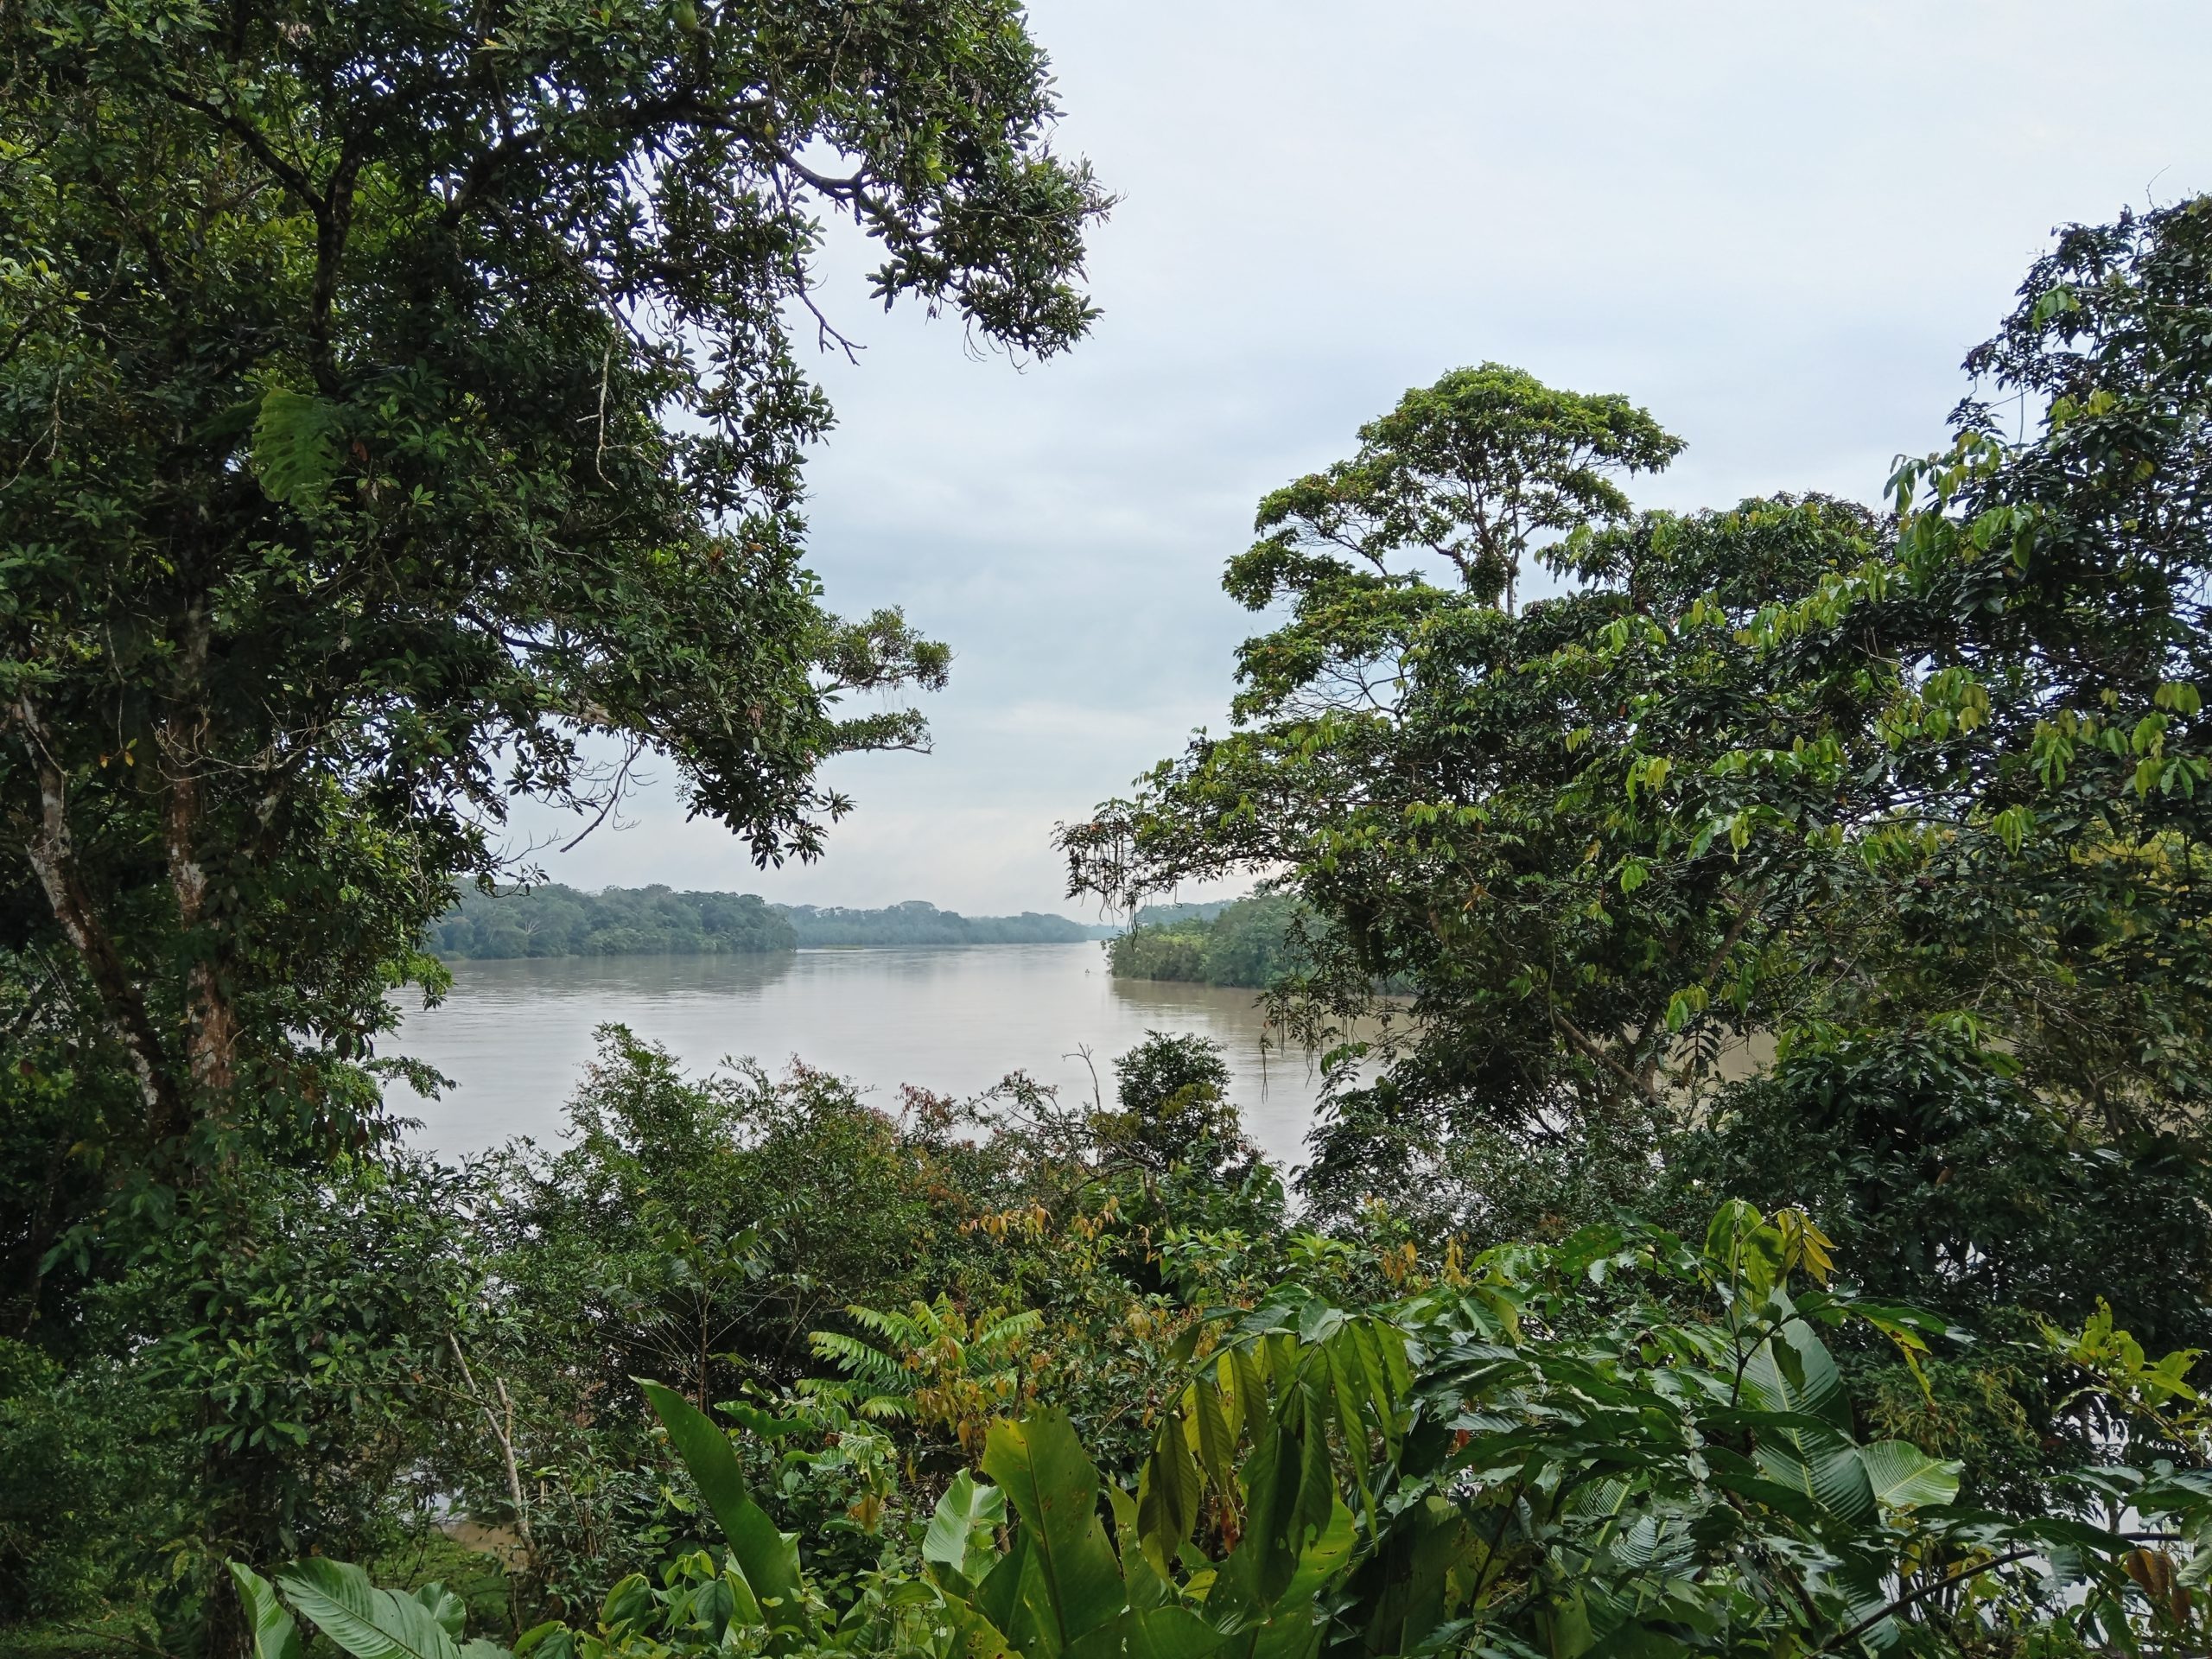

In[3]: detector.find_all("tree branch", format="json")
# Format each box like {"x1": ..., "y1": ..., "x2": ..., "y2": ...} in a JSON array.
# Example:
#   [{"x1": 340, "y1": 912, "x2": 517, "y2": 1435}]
[{"x1": 1551, "y1": 1002, "x2": 1667, "y2": 1110}]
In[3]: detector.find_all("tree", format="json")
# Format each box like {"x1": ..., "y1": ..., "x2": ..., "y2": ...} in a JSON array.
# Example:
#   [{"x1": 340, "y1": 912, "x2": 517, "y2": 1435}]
[
  {"x1": 0, "y1": 0, "x2": 1109, "y2": 1184},
  {"x1": 1230, "y1": 363, "x2": 1681, "y2": 614},
  {"x1": 1063, "y1": 205, "x2": 2212, "y2": 1357}
]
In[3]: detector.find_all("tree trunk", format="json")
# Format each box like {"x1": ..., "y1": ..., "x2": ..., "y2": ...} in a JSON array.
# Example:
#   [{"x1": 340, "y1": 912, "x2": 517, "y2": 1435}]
[
  {"x1": 166, "y1": 760, "x2": 239, "y2": 1097},
  {"x1": 10, "y1": 696, "x2": 185, "y2": 1142}
]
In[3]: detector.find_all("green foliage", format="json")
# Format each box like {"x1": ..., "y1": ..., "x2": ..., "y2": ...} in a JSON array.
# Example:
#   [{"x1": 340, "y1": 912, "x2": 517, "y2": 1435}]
[
  {"x1": 1063, "y1": 204, "x2": 2212, "y2": 1390},
  {"x1": 779, "y1": 902, "x2": 1115, "y2": 948},
  {"x1": 810, "y1": 1300, "x2": 1046, "y2": 1465},
  {"x1": 1232, "y1": 363, "x2": 1683, "y2": 612},
  {"x1": 238, "y1": 1202, "x2": 2212, "y2": 1657},
  {"x1": 1672, "y1": 1027, "x2": 2212, "y2": 1357},
  {"x1": 1086, "y1": 1033, "x2": 1249, "y2": 1181},
  {"x1": 0, "y1": 1338, "x2": 135, "y2": 1622},
  {"x1": 636, "y1": 1384, "x2": 812, "y2": 1651},
  {"x1": 111, "y1": 1157, "x2": 483, "y2": 1638},
  {"x1": 455, "y1": 1029, "x2": 999, "y2": 1609}
]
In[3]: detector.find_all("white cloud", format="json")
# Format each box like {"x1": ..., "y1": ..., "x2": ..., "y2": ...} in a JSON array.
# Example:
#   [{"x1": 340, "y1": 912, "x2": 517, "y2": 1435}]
[{"x1": 531, "y1": 0, "x2": 2212, "y2": 913}]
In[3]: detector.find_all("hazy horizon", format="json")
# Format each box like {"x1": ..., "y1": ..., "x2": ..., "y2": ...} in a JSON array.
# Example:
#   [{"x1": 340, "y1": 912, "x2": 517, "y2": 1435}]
[{"x1": 497, "y1": 0, "x2": 2212, "y2": 917}]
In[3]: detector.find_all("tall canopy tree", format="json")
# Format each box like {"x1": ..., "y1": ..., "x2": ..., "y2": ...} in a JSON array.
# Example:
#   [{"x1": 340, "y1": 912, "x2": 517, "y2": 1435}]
[
  {"x1": 1065, "y1": 203, "x2": 2212, "y2": 1348},
  {"x1": 0, "y1": 0, "x2": 1109, "y2": 1185}
]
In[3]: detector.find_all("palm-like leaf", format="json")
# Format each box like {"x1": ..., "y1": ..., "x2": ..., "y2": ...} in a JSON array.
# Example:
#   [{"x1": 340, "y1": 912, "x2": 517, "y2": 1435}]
[{"x1": 273, "y1": 1560, "x2": 464, "y2": 1659}]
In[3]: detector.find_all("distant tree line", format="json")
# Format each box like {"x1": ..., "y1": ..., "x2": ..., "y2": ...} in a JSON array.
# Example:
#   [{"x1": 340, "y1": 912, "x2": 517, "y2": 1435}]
[
  {"x1": 429, "y1": 887, "x2": 1112, "y2": 958},
  {"x1": 779, "y1": 899, "x2": 1113, "y2": 947},
  {"x1": 432, "y1": 885, "x2": 797, "y2": 957}
]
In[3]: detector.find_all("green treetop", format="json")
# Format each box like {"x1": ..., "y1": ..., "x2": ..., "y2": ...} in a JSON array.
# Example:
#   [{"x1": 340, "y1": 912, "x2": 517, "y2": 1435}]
[{"x1": 0, "y1": 0, "x2": 1109, "y2": 1173}]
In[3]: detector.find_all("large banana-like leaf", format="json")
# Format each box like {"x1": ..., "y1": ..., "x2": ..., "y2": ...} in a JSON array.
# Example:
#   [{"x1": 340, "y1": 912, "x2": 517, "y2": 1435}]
[
  {"x1": 639, "y1": 1379, "x2": 815, "y2": 1650},
  {"x1": 1755, "y1": 1427, "x2": 1876, "y2": 1526},
  {"x1": 1065, "y1": 1604, "x2": 1225, "y2": 1659},
  {"x1": 274, "y1": 1560, "x2": 461, "y2": 1659},
  {"x1": 1859, "y1": 1440, "x2": 1962, "y2": 1512},
  {"x1": 926, "y1": 1469, "x2": 1009, "y2": 1587},
  {"x1": 1139, "y1": 1407, "x2": 1204, "y2": 1573},
  {"x1": 414, "y1": 1584, "x2": 465, "y2": 1640},
  {"x1": 982, "y1": 1410, "x2": 1130, "y2": 1651},
  {"x1": 227, "y1": 1562, "x2": 303, "y2": 1659},
  {"x1": 940, "y1": 1587, "x2": 1020, "y2": 1659},
  {"x1": 1738, "y1": 1318, "x2": 1850, "y2": 1432}
]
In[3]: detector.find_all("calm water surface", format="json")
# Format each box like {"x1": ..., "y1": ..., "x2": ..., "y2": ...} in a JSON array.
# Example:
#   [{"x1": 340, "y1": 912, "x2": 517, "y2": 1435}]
[{"x1": 387, "y1": 944, "x2": 1325, "y2": 1168}]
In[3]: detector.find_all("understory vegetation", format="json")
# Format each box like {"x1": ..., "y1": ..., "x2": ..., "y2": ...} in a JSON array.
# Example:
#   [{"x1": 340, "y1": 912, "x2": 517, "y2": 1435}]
[{"x1": 4, "y1": 0, "x2": 2212, "y2": 1651}]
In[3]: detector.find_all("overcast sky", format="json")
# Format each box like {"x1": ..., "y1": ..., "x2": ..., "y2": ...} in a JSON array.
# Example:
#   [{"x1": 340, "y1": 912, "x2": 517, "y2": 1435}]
[{"x1": 514, "y1": 1, "x2": 2212, "y2": 918}]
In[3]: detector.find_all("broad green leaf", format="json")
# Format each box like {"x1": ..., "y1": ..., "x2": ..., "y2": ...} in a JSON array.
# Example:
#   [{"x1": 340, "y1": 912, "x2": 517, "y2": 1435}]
[
  {"x1": 639, "y1": 1380, "x2": 814, "y2": 1649},
  {"x1": 513, "y1": 1622, "x2": 575, "y2": 1659},
  {"x1": 722, "y1": 1562, "x2": 765, "y2": 1628},
  {"x1": 1859, "y1": 1440, "x2": 1961, "y2": 1511},
  {"x1": 1739, "y1": 1318, "x2": 1850, "y2": 1432},
  {"x1": 274, "y1": 1559, "x2": 459, "y2": 1659},
  {"x1": 1139, "y1": 1405, "x2": 1203, "y2": 1573},
  {"x1": 976, "y1": 1529, "x2": 1038, "y2": 1655},
  {"x1": 227, "y1": 1561, "x2": 303, "y2": 1659},
  {"x1": 414, "y1": 1584, "x2": 465, "y2": 1640},
  {"x1": 940, "y1": 1588, "x2": 1020, "y2": 1659},
  {"x1": 1209, "y1": 1385, "x2": 1337, "y2": 1622},
  {"x1": 1065, "y1": 1604, "x2": 1225, "y2": 1659},
  {"x1": 598, "y1": 1574, "x2": 651, "y2": 1630},
  {"x1": 926, "y1": 1469, "x2": 1008, "y2": 1586},
  {"x1": 1191, "y1": 1374, "x2": 1238, "y2": 1496},
  {"x1": 1229, "y1": 1346, "x2": 1270, "y2": 1438},
  {"x1": 1700, "y1": 1200, "x2": 1762, "y2": 1279},
  {"x1": 1755, "y1": 1426, "x2": 1876, "y2": 1525},
  {"x1": 1351, "y1": 1497, "x2": 1463, "y2": 1656},
  {"x1": 982, "y1": 1410, "x2": 1129, "y2": 1649}
]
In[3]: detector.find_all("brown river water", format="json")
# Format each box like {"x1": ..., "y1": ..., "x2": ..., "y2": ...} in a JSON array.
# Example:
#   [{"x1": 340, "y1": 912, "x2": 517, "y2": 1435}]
[{"x1": 385, "y1": 942, "x2": 1328, "y2": 1170}]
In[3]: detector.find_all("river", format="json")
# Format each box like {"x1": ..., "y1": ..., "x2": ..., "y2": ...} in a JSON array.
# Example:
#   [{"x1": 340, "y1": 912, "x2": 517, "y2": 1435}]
[{"x1": 386, "y1": 943, "x2": 1327, "y2": 1169}]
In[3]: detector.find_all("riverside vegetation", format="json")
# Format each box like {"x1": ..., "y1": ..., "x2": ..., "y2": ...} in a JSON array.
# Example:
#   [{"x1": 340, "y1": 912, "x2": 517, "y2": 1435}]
[
  {"x1": 1106, "y1": 894, "x2": 1313, "y2": 989},
  {"x1": 4, "y1": 0, "x2": 2212, "y2": 1650}
]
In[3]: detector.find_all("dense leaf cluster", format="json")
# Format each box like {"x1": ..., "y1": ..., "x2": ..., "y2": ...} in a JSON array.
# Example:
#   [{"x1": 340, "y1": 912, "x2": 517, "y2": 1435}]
[{"x1": 238, "y1": 1199, "x2": 2212, "y2": 1659}]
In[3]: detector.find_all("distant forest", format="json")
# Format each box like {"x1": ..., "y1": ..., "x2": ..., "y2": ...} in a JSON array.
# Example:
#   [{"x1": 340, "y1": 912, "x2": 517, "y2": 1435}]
[
  {"x1": 430, "y1": 886, "x2": 1115, "y2": 958},
  {"x1": 780, "y1": 900, "x2": 1115, "y2": 947}
]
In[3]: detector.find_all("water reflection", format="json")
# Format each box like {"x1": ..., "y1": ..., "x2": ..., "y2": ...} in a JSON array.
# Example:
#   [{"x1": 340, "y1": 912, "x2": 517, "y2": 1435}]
[{"x1": 385, "y1": 944, "x2": 1326, "y2": 1169}]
